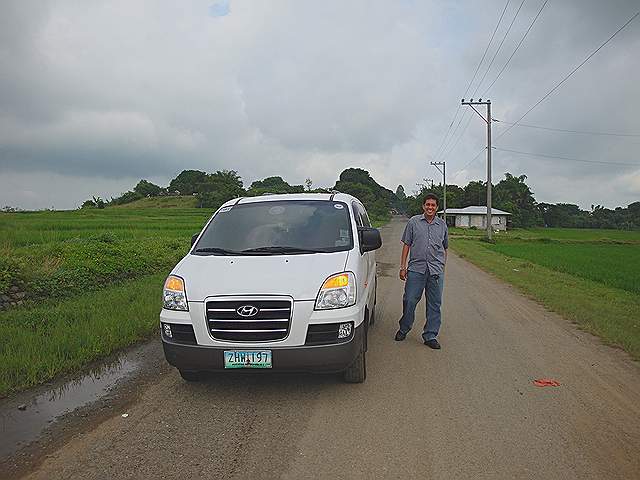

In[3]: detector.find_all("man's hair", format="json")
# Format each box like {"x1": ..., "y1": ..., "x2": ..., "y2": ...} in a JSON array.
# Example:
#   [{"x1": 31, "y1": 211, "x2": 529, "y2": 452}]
[{"x1": 422, "y1": 192, "x2": 439, "y2": 205}]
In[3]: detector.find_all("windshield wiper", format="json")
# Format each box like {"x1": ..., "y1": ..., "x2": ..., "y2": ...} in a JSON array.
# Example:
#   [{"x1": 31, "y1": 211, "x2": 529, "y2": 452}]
[
  {"x1": 241, "y1": 246, "x2": 328, "y2": 254},
  {"x1": 193, "y1": 247, "x2": 244, "y2": 256}
]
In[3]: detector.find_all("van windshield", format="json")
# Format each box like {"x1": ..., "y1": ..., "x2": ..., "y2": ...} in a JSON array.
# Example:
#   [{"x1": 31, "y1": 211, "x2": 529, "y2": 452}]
[{"x1": 193, "y1": 200, "x2": 353, "y2": 255}]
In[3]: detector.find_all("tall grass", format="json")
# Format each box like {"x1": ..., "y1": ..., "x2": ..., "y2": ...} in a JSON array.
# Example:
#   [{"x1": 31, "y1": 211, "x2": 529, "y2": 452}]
[{"x1": 0, "y1": 273, "x2": 165, "y2": 396}]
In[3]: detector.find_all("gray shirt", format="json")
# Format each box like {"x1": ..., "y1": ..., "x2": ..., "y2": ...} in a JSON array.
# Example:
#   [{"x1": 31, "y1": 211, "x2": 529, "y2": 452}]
[{"x1": 401, "y1": 214, "x2": 449, "y2": 275}]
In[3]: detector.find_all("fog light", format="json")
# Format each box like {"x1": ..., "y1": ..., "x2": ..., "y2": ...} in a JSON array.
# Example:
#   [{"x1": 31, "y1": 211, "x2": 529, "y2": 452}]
[
  {"x1": 337, "y1": 322, "x2": 353, "y2": 339},
  {"x1": 163, "y1": 323, "x2": 172, "y2": 338}
]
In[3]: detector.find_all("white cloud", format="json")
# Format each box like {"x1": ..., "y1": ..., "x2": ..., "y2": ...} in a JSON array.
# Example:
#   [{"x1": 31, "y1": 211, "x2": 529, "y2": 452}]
[{"x1": 0, "y1": 0, "x2": 639, "y2": 210}]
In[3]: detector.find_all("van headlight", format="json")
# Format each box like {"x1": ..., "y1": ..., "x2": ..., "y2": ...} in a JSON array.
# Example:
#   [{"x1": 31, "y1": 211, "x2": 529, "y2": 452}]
[
  {"x1": 315, "y1": 272, "x2": 356, "y2": 310},
  {"x1": 163, "y1": 275, "x2": 188, "y2": 311}
]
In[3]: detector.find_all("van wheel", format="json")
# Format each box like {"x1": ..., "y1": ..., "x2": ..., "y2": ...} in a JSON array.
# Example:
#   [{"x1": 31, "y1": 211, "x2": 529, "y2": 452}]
[
  {"x1": 343, "y1": 346, "x2": 366, "y2": 383},
  {"x1": 179, "y1": 369, "x2": 203, "y2": 382}
]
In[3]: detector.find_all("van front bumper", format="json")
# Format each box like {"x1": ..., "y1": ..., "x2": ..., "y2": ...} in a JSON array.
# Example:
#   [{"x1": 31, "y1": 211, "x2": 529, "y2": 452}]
[{"x1": 162, "y1": 322, "x2": 364, "y2": 374}]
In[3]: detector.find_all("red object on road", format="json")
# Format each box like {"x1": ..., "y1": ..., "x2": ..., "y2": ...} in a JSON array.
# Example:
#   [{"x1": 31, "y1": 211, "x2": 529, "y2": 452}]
[{"x1": 533, "y1": 378, "x2": 561, "y2": 387}]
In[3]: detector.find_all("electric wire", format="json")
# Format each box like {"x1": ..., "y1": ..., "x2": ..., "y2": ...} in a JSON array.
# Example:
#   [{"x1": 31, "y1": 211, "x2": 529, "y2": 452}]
[
  {"x1": 497, "y1": 10, "x2": 640, "y2": 141},
  {"x1": 441, "y1": 0, "x2": 526, "y2": 167},
  {"x1": 440, "y1": 110, "x2": 475, "y2": 163},
  {"x1": 494, "y1": 146, "x2": 640, "y2": 166},
  {"x1": 493, "y1": 119, "x2": 640, "y2": 137},
  {"x1": 452, "y1": 147, "x2": 487, "y2": 179},
  {"x1": 433, "y1": 0, "x2": 510, "y2": 161},
  {"x1": 482, "y1": 0, "x2": 548, "y2": 95},
  {"x1": 449, "y1": 0, "x2": 546, "y2": 172},
  {"x1": 474, "y1": 0, "x2": 526, "y2": 95}
]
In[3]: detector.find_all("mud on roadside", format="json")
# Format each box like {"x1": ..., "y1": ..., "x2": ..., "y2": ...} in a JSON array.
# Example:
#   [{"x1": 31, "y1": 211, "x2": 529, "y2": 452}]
[{"x1": 0, "y1": 338, "x2": 168, "y2": 480}]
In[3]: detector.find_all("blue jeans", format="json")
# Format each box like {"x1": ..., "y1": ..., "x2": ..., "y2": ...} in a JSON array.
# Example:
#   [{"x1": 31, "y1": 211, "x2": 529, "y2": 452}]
[{"x1": 398, "y1": 270, "x2": 444, "y2": 341}]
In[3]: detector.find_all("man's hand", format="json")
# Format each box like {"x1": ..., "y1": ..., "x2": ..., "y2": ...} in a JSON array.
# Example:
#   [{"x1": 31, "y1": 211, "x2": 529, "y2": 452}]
[{"x1": 399, "y1": 267, "x2": 407, "y2": 281}]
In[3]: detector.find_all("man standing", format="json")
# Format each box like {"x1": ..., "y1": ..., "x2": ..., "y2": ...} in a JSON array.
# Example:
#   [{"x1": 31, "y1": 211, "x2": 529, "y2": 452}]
[{"x1": 395, "y1": 193, "x2": 448, "y2": 349}]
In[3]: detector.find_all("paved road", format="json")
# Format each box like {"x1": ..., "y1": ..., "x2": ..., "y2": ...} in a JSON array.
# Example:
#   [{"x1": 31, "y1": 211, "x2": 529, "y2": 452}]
[{"x1": 20, "y1": 217, "x2": 640, "y2": 479}]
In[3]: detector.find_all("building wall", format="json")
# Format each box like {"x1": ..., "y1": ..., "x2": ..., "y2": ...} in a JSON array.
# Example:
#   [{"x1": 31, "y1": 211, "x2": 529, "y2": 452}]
[
  {"x1": 453, "y1": 214, "x2": 507, "y2": 231},
  {"x1": 456, "y1": 215, "x2": 470, "y2": 227}
]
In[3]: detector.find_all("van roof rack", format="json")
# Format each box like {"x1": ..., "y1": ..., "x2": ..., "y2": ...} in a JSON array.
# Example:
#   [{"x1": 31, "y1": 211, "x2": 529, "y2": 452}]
[{"x1": 329, "y1": 189, "x2": 340, "y2": 201}]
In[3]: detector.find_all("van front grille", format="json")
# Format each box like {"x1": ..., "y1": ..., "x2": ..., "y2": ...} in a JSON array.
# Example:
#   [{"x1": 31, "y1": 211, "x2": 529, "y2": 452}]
[{"x1": 206, "y1": 299, "x2": 292, "y2": 342}]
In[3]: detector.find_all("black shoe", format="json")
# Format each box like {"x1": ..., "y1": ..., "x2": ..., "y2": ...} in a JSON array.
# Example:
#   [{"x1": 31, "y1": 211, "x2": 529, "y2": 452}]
[
  {"x1": 394, "y1": 331, "x2": 407, "y2": 341},
  {"x1": 424, "y1": 339, "x2": 441, "y2": 349}
]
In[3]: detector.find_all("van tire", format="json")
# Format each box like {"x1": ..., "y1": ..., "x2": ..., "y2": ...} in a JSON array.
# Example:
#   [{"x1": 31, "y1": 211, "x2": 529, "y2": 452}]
[
  {"x1": 343, "y1": 346, "x2": 366, "y2": 383},
  {"x1": 179, "y1": 369, "x2": 203, "y2": 382}
]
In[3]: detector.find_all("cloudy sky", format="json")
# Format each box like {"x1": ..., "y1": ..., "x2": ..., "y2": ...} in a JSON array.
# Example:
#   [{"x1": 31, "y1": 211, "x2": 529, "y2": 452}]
[{"x1": 1, "y1": 0, "x2": 639, "y2": 210}]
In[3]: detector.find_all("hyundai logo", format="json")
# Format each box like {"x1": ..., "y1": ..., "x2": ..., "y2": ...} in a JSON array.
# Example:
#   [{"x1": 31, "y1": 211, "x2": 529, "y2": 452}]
[{"x1": 237, "y1": 305, "x2": 259, "y2": 317}]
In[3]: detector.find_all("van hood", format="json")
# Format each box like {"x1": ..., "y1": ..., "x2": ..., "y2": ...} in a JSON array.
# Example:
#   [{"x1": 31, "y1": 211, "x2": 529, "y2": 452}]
[{"x1": 174, "y1": 251, "x2": 349, "y2": 301}]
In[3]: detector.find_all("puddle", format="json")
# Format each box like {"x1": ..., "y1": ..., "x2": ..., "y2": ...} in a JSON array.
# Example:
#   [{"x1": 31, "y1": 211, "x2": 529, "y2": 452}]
[{"x1": 0, "y1": 353, "x2": 142, "y2": 458}]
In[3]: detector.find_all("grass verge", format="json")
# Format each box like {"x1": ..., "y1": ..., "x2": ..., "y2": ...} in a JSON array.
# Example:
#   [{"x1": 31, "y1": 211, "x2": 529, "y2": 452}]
[
  {"x1": 451, "y1": 239, "x2": 640, "y2": 360},
  {"x1": 0, "y1": 273, "x2": 165, "y2": 397}
]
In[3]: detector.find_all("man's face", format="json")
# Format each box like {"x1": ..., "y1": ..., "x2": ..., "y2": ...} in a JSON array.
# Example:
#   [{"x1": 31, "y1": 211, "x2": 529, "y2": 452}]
[{"x1": 423, "y1": 199, "x2": 438, "y2": 217}]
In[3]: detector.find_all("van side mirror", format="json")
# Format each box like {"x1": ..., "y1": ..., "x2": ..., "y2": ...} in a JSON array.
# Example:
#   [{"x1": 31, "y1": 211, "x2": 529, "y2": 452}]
[
  {"x1": 191, "y1": 233, "x2": 199, "y2": 247},
  {"x1": 358, "y1": 227, "x2": 382, "y2": 254}
]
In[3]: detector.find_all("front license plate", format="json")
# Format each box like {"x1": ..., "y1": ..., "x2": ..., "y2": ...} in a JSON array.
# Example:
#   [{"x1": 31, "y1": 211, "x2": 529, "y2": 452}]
[{"x1": 224, "y1": 350, "x2": 272, "y2": 369}]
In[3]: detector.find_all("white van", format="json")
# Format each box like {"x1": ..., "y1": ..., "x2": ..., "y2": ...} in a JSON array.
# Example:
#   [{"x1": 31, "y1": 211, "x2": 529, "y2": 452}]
[{"x1": 160, "y1": 193, "x2": 382, "y2": 383}]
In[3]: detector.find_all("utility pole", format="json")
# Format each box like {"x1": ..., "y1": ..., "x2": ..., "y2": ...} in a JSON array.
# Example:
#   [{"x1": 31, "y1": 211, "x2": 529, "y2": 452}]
[
  {"x1": 461, "y1": 98, "x2": 492, "y2": 240},
  {"x1": 430, "y1": 161, "x2": 446, "y2": 223}
]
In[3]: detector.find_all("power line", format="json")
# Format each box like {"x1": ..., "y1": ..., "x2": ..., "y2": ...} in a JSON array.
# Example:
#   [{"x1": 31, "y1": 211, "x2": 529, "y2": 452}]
[
  {"x1": 433, "y1": 0, "x2": 510, "y2": 161},
  {"x1": 441, "y1": 109, "x2": 474, "y2": 162},
  {"x1": 451, "y1": 0, "x2": 547, "y2": 178},
  {"x1": 482, "y1": 0, "x2": 549, "y2": 96},
  {"x1": 474, "y1": 0, "x2": 526, "y2": 96},
  {"x1": 461, "y1": 0, "x2": 510, "y2": 107},
  {"x1": 497, "y1": 10, "x2": 640, "y2": 141},
  {"x1": 494, "y1": 146, "x2": 640, "y2": 166},
  {"x1": 443, "y1": 1, "x2": 524, "y2": 164},
  {"x1": 493, "y1": 119, "x2": 640, "y2": 137},
  {"x1": 453, "y1": 146, "x2": 486, "y2": 178}
]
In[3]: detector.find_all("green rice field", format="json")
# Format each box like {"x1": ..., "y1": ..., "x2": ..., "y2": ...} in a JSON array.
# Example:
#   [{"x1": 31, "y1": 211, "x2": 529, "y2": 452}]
[{"x1": 489, "y1": 242, "x2": 640, "y2": 294}]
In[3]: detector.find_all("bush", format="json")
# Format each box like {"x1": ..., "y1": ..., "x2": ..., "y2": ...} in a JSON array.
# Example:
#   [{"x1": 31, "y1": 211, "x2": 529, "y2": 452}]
[{"x1": 0, "y1": 256, "x2": 21, "y2": 295}]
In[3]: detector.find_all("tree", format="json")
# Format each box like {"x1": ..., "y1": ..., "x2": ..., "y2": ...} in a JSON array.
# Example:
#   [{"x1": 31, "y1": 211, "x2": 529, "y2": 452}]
[
  {"x1": 493, "y1": 173, "x2": 541, "y2": 227},
  {"x1": 334, "y1": 168, "x2": 395, "y2": 218},
  {"x1": 395, "y1": 185, "x2": 406, "y2": 199},
  {"x1": 305, "y1": 178, "x2": 313, "y2": 191},
  {"x1": 445, "y1": 184, "x2": 464, "y2": 209},
  {"x1": 81, "y1": 196, "x2": 107, "y2": 209},
  {"x1": 538, "y1": 203, "x2": 584, "y2": 227},
  {"x1": 247, "y1": 176, "x2": 304, "y2": 196},
  {"x1": 198, "y1": 170, "x2": 245, "y2": 209},
  {"x1": 110, "y1": 190, "x2": 143, "y2": 205},
  {"x1": 133, "y1": 179, "x2": 162, "y2": 197},
  {"x1": 462, "y1": 181, "x2": 487, "y2": 207},
  {"x1": 168, "y1": 170, "x2": 208, "y2": 195}
]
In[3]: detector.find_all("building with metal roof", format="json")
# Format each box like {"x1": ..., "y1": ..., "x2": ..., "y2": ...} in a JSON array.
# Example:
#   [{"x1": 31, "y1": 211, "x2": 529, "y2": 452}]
[{"x1": 439, "y1": 206, "x2": 512, "y2": 231}]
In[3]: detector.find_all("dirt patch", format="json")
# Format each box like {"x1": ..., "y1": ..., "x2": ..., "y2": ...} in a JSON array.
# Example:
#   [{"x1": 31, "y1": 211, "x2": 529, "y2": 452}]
[
  {"x1": 376, "y1": 262, "x2": 396, "y2": 277},
  {"x1": 0, "y1": 338, "x2": 168, "y2": 479}
]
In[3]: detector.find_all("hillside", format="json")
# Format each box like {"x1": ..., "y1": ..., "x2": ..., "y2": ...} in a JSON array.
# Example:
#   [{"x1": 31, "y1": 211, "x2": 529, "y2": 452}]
[{"x1": 111, "y1": 195, "x2": 198, "y2": 209}]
